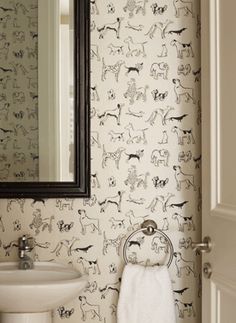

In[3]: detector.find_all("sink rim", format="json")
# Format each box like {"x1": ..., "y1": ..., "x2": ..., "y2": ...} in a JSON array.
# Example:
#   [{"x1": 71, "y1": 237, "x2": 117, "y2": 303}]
[
  {"x1": 0, "y1": 261, "x2": 88, "y2": 286},
  {"x1": 0, "y1": 261, "x2": 73, "y2": 269}
]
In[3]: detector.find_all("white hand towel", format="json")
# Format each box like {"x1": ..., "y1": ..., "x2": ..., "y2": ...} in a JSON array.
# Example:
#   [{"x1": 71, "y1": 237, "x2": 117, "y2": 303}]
[{"x1": 117, "y1": 263, "x2": 176, "y2": 323}]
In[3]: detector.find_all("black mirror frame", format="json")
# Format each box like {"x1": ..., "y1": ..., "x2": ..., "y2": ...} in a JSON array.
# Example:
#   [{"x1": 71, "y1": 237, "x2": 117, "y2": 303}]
[{"x1": 0, "y1": 0, "x2": 90, "y2": 198}]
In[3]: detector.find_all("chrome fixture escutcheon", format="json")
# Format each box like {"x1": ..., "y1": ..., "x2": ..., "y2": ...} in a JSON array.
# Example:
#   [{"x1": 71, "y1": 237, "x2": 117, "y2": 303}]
[{"x1": 203, "y1": 262, "x2": 212, "y2": 279}]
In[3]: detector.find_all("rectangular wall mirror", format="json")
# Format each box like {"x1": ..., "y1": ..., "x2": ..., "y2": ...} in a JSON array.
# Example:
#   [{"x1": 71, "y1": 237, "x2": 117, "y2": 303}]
[{"x1": 0, "y1": 0, "x2": 90, "y2": 197}]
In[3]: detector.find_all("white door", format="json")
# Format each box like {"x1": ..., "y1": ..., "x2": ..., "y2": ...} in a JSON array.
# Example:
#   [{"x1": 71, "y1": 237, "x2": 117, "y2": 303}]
[{"x1": 201, "y1": 0, "x2": 236, "y2": 322}]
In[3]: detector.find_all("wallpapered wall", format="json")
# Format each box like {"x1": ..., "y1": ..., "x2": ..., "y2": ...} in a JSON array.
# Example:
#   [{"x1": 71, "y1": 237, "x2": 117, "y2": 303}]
[
  {"x1": 0, "y1": 0, "x2": 38, "y2": 181},
  {"x1": 0, "y1": 0, "x2": 201, "y2": 322}
]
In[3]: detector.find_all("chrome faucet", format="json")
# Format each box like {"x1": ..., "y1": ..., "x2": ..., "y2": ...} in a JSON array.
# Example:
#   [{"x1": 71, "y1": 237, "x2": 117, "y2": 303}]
[{"x1": 18, "y1": 235, "x2": 35, "y2": 270}]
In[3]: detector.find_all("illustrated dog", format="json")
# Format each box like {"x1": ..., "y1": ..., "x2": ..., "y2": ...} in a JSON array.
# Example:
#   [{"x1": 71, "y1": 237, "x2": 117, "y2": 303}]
[
  {"x1": 55, "y1": 198, "x2": 74, "y2": 211},
  {"x1": 179, "y1": 237, "x2": 192, "y2": 249},
  {"x1": 103, "y1": 231, "x2": 125, "y2": 255},
  {"x1": 0, "y1": 15, "x2": 10, "y2": 28},
  {"x1": 175, "y1": 299, "x2": 196, "y2": 318},
  {"x1": 29, "y1": 210, "x2": 54, "y2": 235},
  {"x1": 97, "y1": 17, "x2": 123, "y2": 39},
  {"x1": 78, "y1": 296, "x2": 102, "y2": 321},
  {"x1": 172, "y1": 78, "x2": 195, "y2": 104},
  {"x1": 125, "y1": 62, "x2": 143, "y2": 76},
  {"x1": 125, "y1": 149, "x2": 144, "y2": 162},
  {"x1": 124, "y1": 165, "x2": 149, "y2": 191},
  {"x1": 172, "y1": 212, "x2": 196, "y2": 231},
  {"x1": 151, "y1": 89, "x2": 168, "y2": 102},
  {"x1": 173, "y1": 0, "x2": 194, "y2": 18},
  {"x1": 6, "y1": 198, "x2": 25, "y2": 213},
  {"x1": 150, "y1": 62, "x2": 169, "y2": 80},
  {"x1": 57, "y1": 220, "x2": 74, "y2": 232},
  {"x1": 3, "y1": 240, "x2": 18, "y2": 256},
  {"x1": 152, "y1": 176, "x2": 169, "y2": 188},
  {"x1": 12, "y1": 91, "x2": 25, "y2": 104},
  {"x1": 173, "y1": 252, "x2": 196, "y2": 277},
  {"x1": 109, "y1": 130, "x2": 125, "y2": 142},
  {"x1": 151, "y1": 235, "x2": 169, "y2": 253},
  {"x1": 109, "y1": 217, "x2": 125, "y2": 229},
  {"x1": 78, "y1": 209, "x2": 101, "y2": 235},
  {"x1": 13, "y1": 152, "x2": 25, "y2": 164},
  {"x1": 83, "y1": 194, "x2": 97, "y2": 207},
  {"x1": 102, "y1": 146, "x2": 125, "y2": 169},
  {"x1": 77, "y1": 257, "x2": 101, "y2": 275},
  {"x1": 147, "y1": 192, "x2": 174, "y2": 213},
  {"x1": 13, "y1": 31, "x2": 25, "y2": 42},
  {"x1": 84, "y1": 281, "x2": 98, "y2": 293},
  {"x1": 0, "y1": 75, "x2": 10, "y2": 89},
  {"x1": 99, "y1": 191, "x2": 124, "y2": 213},
  {"x1": 178, "y1": 151, "x2": 192, "y2": 163},
  {"x1": 108, "y1": 43, "x2": 124, "y2": 55},
  {"x1": 125, "y1": 210, "x2": 148, "y2": 230},
  {"x1": 99, "y1": 279, "x2": 121, "y2": 299},
  {"x1": 98, "y1": 103, "x2": 124, "y2": 126},
  {"x1": 124, "y1": 78, "x2": 148, "y2": 105},
  {"x1": 125, "y1": 123, "x2": 148, "y2": 144},
  {"x1": 128, "y1": 236, "x2": 145, "y2": 249},
  {"x1": 171, "y1": 39, "x2": 194, "y2": 59},
  {"x1": 151, "y1": 3, "x2": 168, "y2": 15},
  {"x1": 0, "y1": 42, "x2": 9, "y2": 59},
  {"x1": 90, "y1": 0, "x2": 99, "y2": 15},
  {"x1": 124, "y1": 36, "x2": 147, "y2": 57},
  {"x1": 173, "y1": 165, "x2": 196, "y2": 191},
  {"x1": 178, "y1": 63, "x2": 191, "y2": 76},
  {"x1": 123, "y1": 0, "x2": 148, "y2": 18},
  {"x1": 151, "y1": 149, "x2": 169, "y2": 167},
  {"x1": 172, "y1": 126, "x2": 195, "y2": 145},
  {"x1": 101, "y1": 58, "x2": 124, "y2": 82},
  {"x1": 51, "y1": 237, "x2": 79, "y2": 256}
]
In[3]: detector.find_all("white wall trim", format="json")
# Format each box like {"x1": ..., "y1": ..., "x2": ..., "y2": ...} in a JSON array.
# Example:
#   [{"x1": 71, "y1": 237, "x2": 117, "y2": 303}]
[{"x1": 209, "y1": 0, "x2": 221, "y2": 210}]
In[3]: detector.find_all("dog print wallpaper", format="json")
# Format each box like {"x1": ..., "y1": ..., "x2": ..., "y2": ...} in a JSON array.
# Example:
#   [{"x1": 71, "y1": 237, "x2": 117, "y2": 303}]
[
  {"x1": 0, "y1": 0, "x2": 38, "y2": 181},
  {"x1": 0, "y1": 0, "x2": 201, "y2": 322}
]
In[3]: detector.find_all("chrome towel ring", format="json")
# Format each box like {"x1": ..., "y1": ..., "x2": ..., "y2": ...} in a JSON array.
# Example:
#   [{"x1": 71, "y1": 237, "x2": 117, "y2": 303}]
[{"x1": 123, "y1": 220, "x2": 174, "y2": 268}]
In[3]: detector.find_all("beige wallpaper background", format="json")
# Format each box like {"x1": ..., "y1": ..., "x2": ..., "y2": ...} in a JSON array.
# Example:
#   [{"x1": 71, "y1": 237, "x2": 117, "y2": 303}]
[{"x1": 0, "y1": 0, "x2": 201, "y2": 322}]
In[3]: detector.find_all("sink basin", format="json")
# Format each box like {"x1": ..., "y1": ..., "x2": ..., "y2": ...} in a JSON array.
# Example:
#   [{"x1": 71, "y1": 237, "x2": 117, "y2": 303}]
[{"x1": 0, "y1": 262, "x2": 87, "y2": 313}]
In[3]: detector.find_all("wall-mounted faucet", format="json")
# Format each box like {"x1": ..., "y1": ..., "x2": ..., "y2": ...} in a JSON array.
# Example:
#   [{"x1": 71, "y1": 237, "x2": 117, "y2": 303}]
[{"x1": 18, "y1": 235, "x2": 35, "y2": 270}]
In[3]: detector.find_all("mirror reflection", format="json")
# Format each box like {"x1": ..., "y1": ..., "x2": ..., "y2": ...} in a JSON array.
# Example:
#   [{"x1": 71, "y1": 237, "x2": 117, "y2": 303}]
[{"x1": 0, "y1": 0, "x2": 75, "y2": 182}]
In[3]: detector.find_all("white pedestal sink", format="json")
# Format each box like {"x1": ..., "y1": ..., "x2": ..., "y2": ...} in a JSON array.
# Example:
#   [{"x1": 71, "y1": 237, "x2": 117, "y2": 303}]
[{"x1": 0, "y1": 262, "x2": 88, "y2": 323}]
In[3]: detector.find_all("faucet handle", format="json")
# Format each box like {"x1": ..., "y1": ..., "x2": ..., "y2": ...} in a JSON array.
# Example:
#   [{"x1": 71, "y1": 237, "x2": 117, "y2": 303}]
[{"x1": 18, "y1": 235, "x2": 34, "y2": 251}]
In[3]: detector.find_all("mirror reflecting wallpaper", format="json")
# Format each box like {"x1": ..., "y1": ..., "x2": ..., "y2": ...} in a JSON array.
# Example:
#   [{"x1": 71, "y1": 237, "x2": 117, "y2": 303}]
[{"x1": 0, "y1": 0, "x2": 75, "y2": 182}]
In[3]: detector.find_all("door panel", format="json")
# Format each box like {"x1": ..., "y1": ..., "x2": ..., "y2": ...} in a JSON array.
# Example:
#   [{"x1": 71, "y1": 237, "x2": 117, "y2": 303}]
[
  {"x1": 202, "y1": 0, "x2": 236, "y2": 322},
  {"x1": 211, "y1": 275, "x2": 236, "y2": 323},
  {"x1": 219, "y1": 0, "x2": 236, "y2": 206}
]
